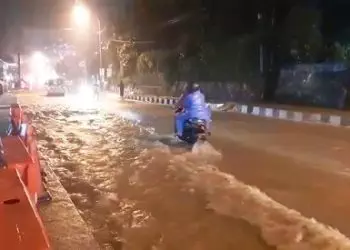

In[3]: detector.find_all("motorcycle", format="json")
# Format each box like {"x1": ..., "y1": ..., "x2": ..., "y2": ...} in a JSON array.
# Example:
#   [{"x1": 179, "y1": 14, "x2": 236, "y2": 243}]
[{"x1": 175, "y1": 107, "x2": 210, "y2": 144}]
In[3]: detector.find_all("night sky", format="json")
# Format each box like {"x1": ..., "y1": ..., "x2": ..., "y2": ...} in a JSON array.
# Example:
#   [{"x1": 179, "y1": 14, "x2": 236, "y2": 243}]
[
  {"x1": 1, "y1": 0, "x2": 350, "y2": 54},
  {"x1": 0, "y1": 0, "x2": 349, "y2": 30}
]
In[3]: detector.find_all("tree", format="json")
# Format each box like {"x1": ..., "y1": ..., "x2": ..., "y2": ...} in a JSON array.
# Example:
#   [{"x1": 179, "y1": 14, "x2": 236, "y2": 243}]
[
  {"x1": 108, "y1": 0, "x2": 327, "y2": 102},
  {"x1": 281, "y1": 6, "x2": 323, "y2": 63},
  {"x1": 137, "y1": 50, "x2": 159, "y2": 74},
  {"x1": 116, "y1": 40, "x2": 138, "y2": 77}
]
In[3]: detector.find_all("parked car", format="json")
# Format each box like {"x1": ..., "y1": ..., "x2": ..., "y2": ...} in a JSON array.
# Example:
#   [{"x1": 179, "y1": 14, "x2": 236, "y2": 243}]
[{"x1": 46, "y1": 79, "x2": 66, "y2": 96}]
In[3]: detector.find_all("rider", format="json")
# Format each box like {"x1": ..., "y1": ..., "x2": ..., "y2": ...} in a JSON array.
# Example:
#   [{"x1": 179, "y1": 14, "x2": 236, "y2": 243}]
[{"x1": 175, "y1": 81, "x2": 211, "y2": 138}]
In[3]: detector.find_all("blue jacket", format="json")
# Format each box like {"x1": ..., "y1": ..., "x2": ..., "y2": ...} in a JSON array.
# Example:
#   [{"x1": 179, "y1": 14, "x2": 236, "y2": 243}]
[{"x1": 182, "y1": 90, "x2": 211, "y2": 120}]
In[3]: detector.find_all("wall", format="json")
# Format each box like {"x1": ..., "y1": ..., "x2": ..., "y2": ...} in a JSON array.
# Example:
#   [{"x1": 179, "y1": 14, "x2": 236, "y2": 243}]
[
  {"x1": 276, "y1": 63, "x2": 350, "y2": 109},
  {"x1": 132, "y1": 73, "x2": 263, "y2": 103}
]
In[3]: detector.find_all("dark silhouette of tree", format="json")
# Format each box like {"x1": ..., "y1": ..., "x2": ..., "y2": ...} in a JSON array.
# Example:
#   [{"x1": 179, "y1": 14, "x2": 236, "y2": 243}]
[{"x1": 106, "y1": 0, "x2": 350, "y2": 101}]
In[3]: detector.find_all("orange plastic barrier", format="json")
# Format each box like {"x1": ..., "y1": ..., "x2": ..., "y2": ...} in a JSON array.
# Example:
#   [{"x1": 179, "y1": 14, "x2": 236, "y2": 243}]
[
  {"x1": 0, "y1": 168, "x2": 50, "y2": 250},
  {"x1": 2, "y1": 136, "x2": 32, "y2": 165},
  {"x1": 6, "y1": 103, "x2": 51, "y2": 204}
]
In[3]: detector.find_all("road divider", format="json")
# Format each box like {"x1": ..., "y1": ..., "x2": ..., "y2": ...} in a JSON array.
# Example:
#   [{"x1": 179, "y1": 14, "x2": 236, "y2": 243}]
[{"x1": 125, "y1": 94, "x2": 350, "y2": 127}]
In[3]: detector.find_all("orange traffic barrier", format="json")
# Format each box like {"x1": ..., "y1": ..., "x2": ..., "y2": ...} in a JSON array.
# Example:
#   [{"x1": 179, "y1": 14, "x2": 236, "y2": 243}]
[
  {"x1": 22, "y1": 117, "x2": 51, "y2": 204},
  {"x1": 5, "y1": 103, "x2": 51, "y2": 204},
  {"x1": 0, "y1": 168, "x2": 50, "y2": 250}
]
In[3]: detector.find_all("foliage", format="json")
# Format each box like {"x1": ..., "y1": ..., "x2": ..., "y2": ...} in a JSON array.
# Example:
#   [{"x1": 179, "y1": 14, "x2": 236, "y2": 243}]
[
  {"x1": 137, "y1": 33, "x2": 262, "y2": 84},
  {"x1": 137, "y1": 52, "x2": 154, "y2": 74},
  {"x1": 280, "y1": 6, "x2": 323, "y2": 64},
  {"x1": 106, "y1": 0, "x2": 350, "y2": 101},
  {"x1": 335, "y1": 43, "x2": 350, "y2": 62},
  {"x1": 116, "y1": 40, "x2": 138, "y2": 77},
  {"x1": 136, "y1": 50, "x2": 166, "y2": 74},
  {"x1": 197, "y1": 34, "x2": 261, "y2": 82}
]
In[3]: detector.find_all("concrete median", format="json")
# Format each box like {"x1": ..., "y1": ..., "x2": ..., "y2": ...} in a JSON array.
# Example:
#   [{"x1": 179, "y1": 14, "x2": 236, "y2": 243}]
[{"x1": 125, "y1": 94, "x2": 350, "y2": 127}]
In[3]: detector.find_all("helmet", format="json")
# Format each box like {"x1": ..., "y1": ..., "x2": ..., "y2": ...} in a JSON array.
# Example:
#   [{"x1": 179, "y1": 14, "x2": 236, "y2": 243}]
[{"x1": 187, "y1": 81, "x2": 200, "y2": 93}]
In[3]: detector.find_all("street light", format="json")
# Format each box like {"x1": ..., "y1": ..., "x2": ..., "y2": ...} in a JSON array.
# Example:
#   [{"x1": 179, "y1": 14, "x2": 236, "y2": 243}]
[
  {"x1": 72, "y1": 3, "x2": 91, "y2": 28},
  {"x1": 72, "y1": 3, "x2": 103, "y2": 85},
  {"x1": 31, "y1": 51, "x2": 48, "y2": 65}
]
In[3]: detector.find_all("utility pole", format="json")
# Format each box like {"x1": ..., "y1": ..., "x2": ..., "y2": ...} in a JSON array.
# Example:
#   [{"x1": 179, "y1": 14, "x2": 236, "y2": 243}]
[
  {"x1": 16, "y1": 4, "x2": 22, "y2": 89},
  {"x1": 16, "y1": 26, "x2": 22, "y2": 89},
  {"x1": 257, "y1": 12, "x2": 264, "y2": 74},
  {"x1": 260, "y1": 7, "x2": 279, "y2": 102},
  {"x1": 97, "y1": 18, "x2": 103, "y2": 86},
  {"x1": 17, "y1": 53, "x2": 21, "y2": 89}
]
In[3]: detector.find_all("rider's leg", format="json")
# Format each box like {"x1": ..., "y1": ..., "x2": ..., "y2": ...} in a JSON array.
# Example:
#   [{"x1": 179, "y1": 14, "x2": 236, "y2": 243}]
[
  {"x1": 206, "y1": 119, "x2": 211, "y2": 135},
  {"x1": 205, "y1": 106, "x2": 212, "y2": 134},
  {"x1": 175, "y1": 112, "x2": 186, "y2": 137},
  {"x1": 174, "y1": 119, "x2": 177, "y2": 134}
]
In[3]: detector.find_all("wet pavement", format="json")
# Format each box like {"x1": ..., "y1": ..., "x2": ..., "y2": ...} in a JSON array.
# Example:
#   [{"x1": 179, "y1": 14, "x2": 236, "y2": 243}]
[{"x1": 16, "y1": 92, "x2": 350, "y2": 249}]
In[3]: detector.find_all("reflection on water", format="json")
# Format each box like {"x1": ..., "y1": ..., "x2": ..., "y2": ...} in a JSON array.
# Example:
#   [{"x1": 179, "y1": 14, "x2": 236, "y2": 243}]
[{"x1": 30, "y1": 104, "x2": 350, "y2": 250}]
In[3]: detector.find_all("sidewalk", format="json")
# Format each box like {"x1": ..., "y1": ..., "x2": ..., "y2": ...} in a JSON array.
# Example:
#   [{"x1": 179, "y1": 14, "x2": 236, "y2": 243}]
[{"x1": 125, "y1": 94, "x2": 350, "y2": 127}]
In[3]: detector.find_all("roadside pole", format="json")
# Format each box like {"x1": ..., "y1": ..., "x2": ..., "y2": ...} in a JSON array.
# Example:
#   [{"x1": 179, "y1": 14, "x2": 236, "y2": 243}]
[{"x1": 17, "y1": 53, "x2": 21, "y2": 89}]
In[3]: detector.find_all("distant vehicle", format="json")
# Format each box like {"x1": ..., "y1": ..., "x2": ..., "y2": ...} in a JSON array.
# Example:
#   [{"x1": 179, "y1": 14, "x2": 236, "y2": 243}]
[
  {"x1": 46, "y1": 79, "x2": 66, "y2": 96},
  {"x1": 0, "y1": 80, "x2": 9, "y2": 95},
  {"x1": 20, "y1": 79, "x2": 30, "y2": 90}
]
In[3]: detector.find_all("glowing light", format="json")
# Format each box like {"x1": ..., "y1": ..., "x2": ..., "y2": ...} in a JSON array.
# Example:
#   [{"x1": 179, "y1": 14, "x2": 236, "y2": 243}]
[
  {"x1": 28, "y1": 51, "x2": 57, "y2": 87},
  {"x1": 31, "y1": 51, "x2": 48, "y2": 68},
  {"x1": 68, "y1": 84, "x2": 99, "y2": 110},
  {"x1": 79, "y1": 84, "x2": 94, "y2": 98},
  {"x1": 72, "y1": 3, "x2": 91, "y2": 28}
]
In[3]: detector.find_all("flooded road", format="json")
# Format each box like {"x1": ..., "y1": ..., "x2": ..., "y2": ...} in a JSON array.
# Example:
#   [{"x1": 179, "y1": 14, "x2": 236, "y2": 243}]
[
  {"x1": 17, "y1": 93, "x2": 350, "y2": 250},
  {"x1": 33, "y1": 106, "x2": 270, "y2": 249}
]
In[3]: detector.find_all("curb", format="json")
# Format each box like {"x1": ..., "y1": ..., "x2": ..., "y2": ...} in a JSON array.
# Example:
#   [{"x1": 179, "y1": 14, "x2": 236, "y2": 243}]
[
  {"x1": 125, "y1": 95, "x2": 350, "y2": 127},
  {"x1": 39, "y1": 161, "x2": 101, "y2": 250},
  {"x1": 232, "y1": 103, "x2": 349, "y2": 126},
  {"x1": 14, "y1": 94, "x2": 101, "y2": 249},
  {"x1": 126, "y1": 95, "x2": 178, "y2": 106}
]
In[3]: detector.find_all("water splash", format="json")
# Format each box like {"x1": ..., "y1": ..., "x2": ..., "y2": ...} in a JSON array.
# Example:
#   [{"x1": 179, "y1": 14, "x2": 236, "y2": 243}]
[{"x1": 191, "y1": 140, "x2": 222, "y2": 162}]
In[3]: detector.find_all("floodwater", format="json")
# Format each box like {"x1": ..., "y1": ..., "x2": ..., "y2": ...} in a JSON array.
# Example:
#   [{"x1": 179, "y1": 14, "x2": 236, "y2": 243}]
[{"x1": 28, "y1": 104, "x2": 350, "y2": 250}]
